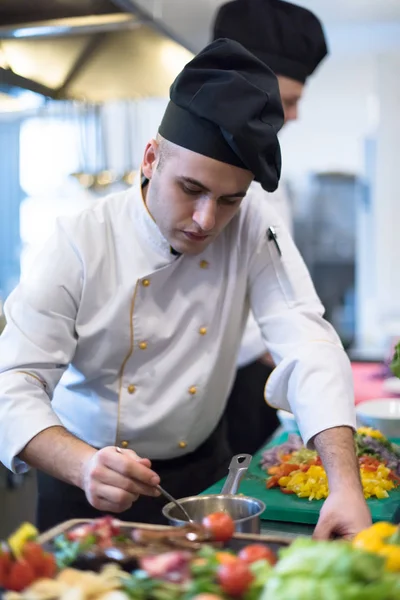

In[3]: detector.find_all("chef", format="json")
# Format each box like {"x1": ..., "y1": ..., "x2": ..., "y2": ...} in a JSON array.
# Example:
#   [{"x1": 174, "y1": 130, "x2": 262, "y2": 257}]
[
  {"x1": 213, "y1": 0, "x2": 331, "y2": 454},
  {"x1": 0, "y1": 38, "x2": 370, "y2": 538}
]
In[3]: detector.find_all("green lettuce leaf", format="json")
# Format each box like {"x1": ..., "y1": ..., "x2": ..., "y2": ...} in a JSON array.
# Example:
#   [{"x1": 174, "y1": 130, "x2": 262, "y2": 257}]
[
  {"x1": 261, "y1": 575, "x2": 396, "y2": 600},
  {"x1": 275, "y1": 538, "x2": 385, "y2": 583}
]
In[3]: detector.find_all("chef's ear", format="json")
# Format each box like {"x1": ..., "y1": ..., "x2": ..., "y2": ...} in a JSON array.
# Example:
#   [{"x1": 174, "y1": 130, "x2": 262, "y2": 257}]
[{"x1": 142, "y1": 138, "x2": 159, "y2": 179}]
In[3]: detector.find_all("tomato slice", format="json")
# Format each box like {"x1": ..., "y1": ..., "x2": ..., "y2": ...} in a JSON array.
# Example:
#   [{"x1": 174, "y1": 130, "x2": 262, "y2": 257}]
[
  {"x1": 266, "y1": 477, "x2": 279, "y2": 489},
  {"x1": 238, "y1": 544, "x2": 277, "y2": 565},
  {"x1": 281, "y1": 464, "x2": 300, "y2": 476},
  {"x1": 202, "y1": 513, "x2": 235, "y2": 542},
  {"x1": 268, "y1": 466, "x2": 279, "y2": 475}
]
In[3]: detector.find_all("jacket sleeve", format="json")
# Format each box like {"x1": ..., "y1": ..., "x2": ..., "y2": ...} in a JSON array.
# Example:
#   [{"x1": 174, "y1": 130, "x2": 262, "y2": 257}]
[
  {"x1": 0, "y1": 219, "x2": 83, "y2": 472},
  {"x1": 247, "y1": 206, "x2": 355, "y2": 447}
]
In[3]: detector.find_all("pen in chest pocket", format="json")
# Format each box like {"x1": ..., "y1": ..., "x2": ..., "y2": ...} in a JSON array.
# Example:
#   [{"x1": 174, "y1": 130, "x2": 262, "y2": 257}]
[{"x1": 267, "y1": 226, "x2": 282, "y2": 257}]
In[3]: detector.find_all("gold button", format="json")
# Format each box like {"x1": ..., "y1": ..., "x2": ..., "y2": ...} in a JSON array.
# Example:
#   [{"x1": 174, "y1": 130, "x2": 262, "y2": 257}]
[
  {"x1": 189, "y1": 386, "x2": 197, "y2": 395},
  {"x1": 178, "y1": 440, "x2": 187, "y2": 449},
  {"x1": 121, "y1": 440, "x2": 129, "y2": 448},
  {"x1": 142, "y1": 279, "x2": 150, "y2": 287},
  {"x1": 139, "y1": 341, "x2": 147, "y2": 350},
  {"x1": 127, "y1": 384, "x2": 136, "y2": 394},
  {"x1": 199, "y1": 259, "x2": 209, "y2": 269},
  {"x1": 199, "y1": 327, "x2": 207, "y2": 335}
]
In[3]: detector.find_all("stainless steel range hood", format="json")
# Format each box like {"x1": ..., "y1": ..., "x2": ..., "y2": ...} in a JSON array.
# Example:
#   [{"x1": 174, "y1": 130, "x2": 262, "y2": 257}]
[{"x1": 0, "y1": 0, "x2": 194, "y2": 102}]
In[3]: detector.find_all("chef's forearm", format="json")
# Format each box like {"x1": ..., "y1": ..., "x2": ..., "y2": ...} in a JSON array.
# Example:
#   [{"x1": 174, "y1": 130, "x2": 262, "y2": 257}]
[
  {"x1": 18, "y1": 426, "x2": 97, "y2": 489},
  {"x1": 313, "y1": 426, "x2": 363, "y2": 493}
]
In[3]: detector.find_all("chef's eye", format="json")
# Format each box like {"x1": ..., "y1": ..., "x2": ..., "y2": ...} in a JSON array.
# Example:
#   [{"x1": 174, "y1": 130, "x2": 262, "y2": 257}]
[
  {"x1": 220, "y1": 197, "x2": 240, "y2": 206},
  {"x1": 182, "y1": 184, "x2": 202, "y2": 196}
]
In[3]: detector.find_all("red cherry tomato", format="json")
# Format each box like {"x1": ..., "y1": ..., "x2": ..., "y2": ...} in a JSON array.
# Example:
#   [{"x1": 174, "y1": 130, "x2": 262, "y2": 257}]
[
  {"x1": 37, "y1": 553, "x2": 57, "y2": 579},
  {"x1": 22, "y1": 542, "x2": 46, "y2": 575},
  {"x1": 238, "y1": 544, "x2": 277, "y2": 565},
  {"x1": 0, "y1": 551, "x2": 12, "y2": 586},
  {"x1": 217, "y1": 560, "x2": 254, "y2": 596},
  {"x1": 5, "y1": 560, "x2": 36, "y2": 592},
  {"x1": 202, "y1": 512, "x2": 235, "y2": 542},
  {"x1": 66, "y1": 523, "x2": 94, "y2": 541}
]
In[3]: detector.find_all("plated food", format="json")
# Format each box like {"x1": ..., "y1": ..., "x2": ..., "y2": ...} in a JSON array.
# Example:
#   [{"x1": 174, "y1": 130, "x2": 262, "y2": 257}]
[
  {"x1": 260, "y1": 427, "x2": 400, "y2": 500},
  {"x1": 2, "y1": 518, "x2": 400, "y2": 600},
  {"x1": 0, "y1": 514, "x2": 279, "y2": 598}
]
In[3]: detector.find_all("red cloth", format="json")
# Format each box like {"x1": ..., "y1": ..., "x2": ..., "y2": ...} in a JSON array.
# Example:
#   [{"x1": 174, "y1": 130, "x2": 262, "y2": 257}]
[{"x1": 352, "y1": 362, "x2": 397, "y2": 405}]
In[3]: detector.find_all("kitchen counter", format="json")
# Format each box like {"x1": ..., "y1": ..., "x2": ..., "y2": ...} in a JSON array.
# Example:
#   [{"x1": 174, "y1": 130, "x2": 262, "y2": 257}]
[{"x1": 260, "y1": 518, "x2": 314, "y2": 539}]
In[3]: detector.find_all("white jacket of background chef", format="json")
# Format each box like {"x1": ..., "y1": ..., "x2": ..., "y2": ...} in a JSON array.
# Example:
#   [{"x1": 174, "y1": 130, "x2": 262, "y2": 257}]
[
  {"x1": 237, "y1": 180, "x2": 294, "y2": 368},
  {"x1": 0, "y1": 176, "x2": 355, "y2": 473}
]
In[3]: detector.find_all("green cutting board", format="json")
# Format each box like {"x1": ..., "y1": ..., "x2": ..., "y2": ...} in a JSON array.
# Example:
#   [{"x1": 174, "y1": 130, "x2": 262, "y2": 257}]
[{"x1": 202, "y1": 433, "x2": 400, "y2": 525}]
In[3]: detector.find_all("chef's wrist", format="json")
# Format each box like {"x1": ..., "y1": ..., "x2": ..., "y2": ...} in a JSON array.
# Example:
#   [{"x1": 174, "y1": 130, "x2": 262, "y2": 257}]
[
  {"x1": 76, "y1": 446, "x2": 98, "y2": 490},
  {"x1": 313, "y1": 426, "x2": 363, "y2": 494},
  {"x1": 327, "y1": 473, "x2": 364, "y2": 496}
]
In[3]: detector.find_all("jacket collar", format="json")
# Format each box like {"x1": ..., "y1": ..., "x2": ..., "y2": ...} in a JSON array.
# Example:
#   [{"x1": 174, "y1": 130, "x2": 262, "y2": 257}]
[{"x1": 129, "y1": 173, "x2": 178, "y2": 264}]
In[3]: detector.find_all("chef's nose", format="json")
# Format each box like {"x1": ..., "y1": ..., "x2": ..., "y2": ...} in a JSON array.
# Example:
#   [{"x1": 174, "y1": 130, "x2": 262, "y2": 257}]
[{"x1": 192, "y1": 198, "x2": 216, "y2": 232}]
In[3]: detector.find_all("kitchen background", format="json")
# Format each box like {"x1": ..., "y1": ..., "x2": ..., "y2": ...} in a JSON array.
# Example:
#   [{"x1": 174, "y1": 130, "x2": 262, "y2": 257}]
[{"x1": 0, "y1": 0, "x2": 400, "y2": 535}]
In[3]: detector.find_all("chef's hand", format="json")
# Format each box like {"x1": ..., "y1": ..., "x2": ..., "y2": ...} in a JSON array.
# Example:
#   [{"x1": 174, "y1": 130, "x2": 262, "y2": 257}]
[
  {"x1": 81, "y1": 446, "x2": 161, "y2": 513},
  {"x1": 313, "y1": 488, "x2": 372, "y2": 540}
]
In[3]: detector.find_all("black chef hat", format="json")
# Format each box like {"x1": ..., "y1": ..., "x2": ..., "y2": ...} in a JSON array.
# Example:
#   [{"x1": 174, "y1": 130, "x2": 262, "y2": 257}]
[
  {"x1": 158, "y1": 38, "x2": 283, "y2": 192},
  {"x1": 213, "y1": 0, "x2": 328, "y2": 83}
]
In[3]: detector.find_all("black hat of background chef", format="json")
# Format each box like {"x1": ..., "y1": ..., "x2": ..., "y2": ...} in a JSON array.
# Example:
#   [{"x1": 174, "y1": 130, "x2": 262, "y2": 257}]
[
  {"x1": 158, "y1": 38, "x2": 284, "y2": 193},
  {"x1": 213, "y1": 0, "x2": 328, "y2": 83}
]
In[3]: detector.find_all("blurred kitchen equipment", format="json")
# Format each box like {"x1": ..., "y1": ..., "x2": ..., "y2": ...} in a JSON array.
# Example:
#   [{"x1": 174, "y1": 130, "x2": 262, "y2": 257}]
[
  {"x1": 162, "y1": 454, "x2": 266, "y2": 534},
  {"x1": 356, "y1": 399, "x2": 400, "y2": 438},
  {"x1": 383, "y1": 377, "x2": 400, "y2": 396}
]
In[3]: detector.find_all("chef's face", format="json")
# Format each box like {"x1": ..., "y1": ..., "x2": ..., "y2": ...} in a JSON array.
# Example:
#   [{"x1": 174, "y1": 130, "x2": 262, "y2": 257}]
[
  {"x1": 277, "y1": 75, "x2": 304, "y2": 123},
  {"x1": 141, "y1": 137, "x2": 253, "y2": 255}
]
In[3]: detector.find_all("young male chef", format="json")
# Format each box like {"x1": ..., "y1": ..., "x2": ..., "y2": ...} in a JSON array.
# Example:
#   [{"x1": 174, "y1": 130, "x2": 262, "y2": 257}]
[
  {"x1": 213, "y1": 0, "x2": 332, "y2": 455},
  {"x1": 0, "y1": 38, "x2": 370, "y2": 538}
]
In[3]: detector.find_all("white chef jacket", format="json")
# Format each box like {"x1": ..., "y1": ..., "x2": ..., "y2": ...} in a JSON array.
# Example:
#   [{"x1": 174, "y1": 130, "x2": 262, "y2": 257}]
[
  {"x1": 237, "y1": 180, "x2": 293, "y2": 368},
  {"x1": 0, "y1": 177, "x2": 355, "y2": 473}
]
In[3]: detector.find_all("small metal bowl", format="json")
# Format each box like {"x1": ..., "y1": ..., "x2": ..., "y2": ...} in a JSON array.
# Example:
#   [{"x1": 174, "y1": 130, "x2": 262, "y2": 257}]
[{"x1": 162, "y1": 494, "x2": 266, "y2": 534}]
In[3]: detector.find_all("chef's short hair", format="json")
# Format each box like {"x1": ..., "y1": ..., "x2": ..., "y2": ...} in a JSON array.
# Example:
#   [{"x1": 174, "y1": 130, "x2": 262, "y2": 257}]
[{"x1": 156, "y1": 133, "x2": 175, "y2": 172}]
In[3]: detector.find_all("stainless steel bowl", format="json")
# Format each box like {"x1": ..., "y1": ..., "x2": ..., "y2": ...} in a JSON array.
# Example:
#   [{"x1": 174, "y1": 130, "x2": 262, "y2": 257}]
[
  {"x1": 162, "y1": 493, "x2": 265, "y2": 534},
  {"x1": 161, "y1": 454, "x2": 266, "y2": 533}
]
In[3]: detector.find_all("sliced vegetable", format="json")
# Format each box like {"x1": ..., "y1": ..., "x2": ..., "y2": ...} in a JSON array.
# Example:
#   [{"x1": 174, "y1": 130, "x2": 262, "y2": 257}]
[
  {"x1": 353, "y1": 522, "x2": 400, "y2": 572},
  {"x1": 7, "y1": 523, "x2": 38, "y2": 559},
  {"x1": 239, "y1": 544, "x2": 277, "y2": 566},
  {"x1": 263, "y1": 427, "x2": 400, "y2": 500}
]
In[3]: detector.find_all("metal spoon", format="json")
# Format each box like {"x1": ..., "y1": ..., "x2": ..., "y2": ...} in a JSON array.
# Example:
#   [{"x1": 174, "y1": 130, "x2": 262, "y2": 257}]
[
  {"x1": 156, "y1": 484, "x2": 194, "y2": 523},
  {"x1": 115, "y1": 447, "x2": 194, "y2": 523}
]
